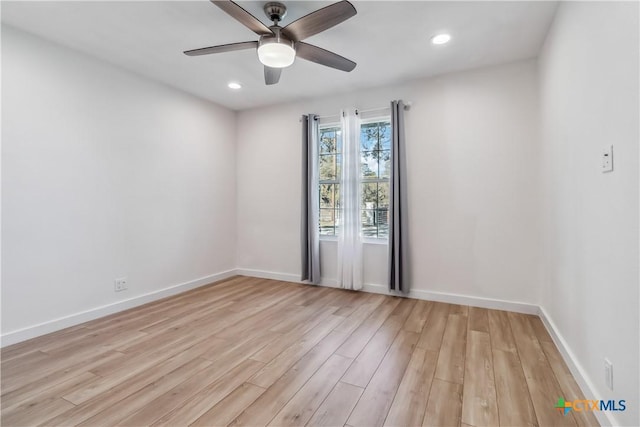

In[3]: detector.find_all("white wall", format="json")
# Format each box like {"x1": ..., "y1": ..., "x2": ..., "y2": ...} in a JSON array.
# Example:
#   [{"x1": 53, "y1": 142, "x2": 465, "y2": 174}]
[
  {"x1": 538, "y1": 2, "x2": 639, "y2": 426},
  {"x1": 236, "y1": 59, "x2": 541, "y2": 306},
  {"x1": 1, "y1": 27, "x2": 237, "y2": 339}
]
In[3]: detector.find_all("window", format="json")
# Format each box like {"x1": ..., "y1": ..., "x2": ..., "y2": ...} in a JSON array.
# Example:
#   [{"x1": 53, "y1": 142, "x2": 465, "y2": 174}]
[
  {"x1": 318, "y1": 125, "x2": 342, "y2": 236},
  {"x1": 360, "y1": 120, "x2": 391, "y2": 238},
  {"x1": 317, "y1": 117, "x2": 391, "y2": 240}
]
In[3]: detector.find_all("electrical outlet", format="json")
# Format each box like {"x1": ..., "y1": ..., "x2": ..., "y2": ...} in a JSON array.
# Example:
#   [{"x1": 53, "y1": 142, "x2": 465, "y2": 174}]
[
  {"x1": 114, "y1": 277, "x2": 128, "y2": 292},
  {"x1": 602, "y1": 145, "x2": 613, "y2": 172},
  {"x1": 604, "y1": 358, "x2": 613, "y2": 390}
]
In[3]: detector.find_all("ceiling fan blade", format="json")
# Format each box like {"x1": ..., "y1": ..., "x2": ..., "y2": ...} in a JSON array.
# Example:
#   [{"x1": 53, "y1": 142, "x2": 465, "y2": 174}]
[
  {"x1": 282, "y1": 1, "x2": 356, "y2": 41},
  {"x1": 184, "y1": 41, "x2": 258, "y2": 56},
  {"x1": 210, "y1": 0, "x2": 273, "y2": 36},
  {"x1": 296, "y1": 42, "x2": 356, "y2": 72},
  {"x1": 264, "y1": 66, "x2": 282, "y2": 85}
]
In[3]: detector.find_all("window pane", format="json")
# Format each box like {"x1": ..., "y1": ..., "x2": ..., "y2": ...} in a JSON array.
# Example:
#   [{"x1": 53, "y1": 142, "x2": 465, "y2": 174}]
[
  {"x1": 361, "y1": 151, "x2": 379, "y2": 178},
  {"x1": 319, "y1": 154, "x2": 337, "y2": 181},
  {"x1": 334, "y1": 184, "x2": 341, "y2": 208},
  {"x1": 360, "y1": 123, "x2": 379, "y2": 151},
  {"x1": 380, "y1": 123, "x2": 391, "y2": 150},
  {"x1": 336, "y1": 129, "x2": 343, "y2": 153},
  {"x1": 378, "y1": 182, "x2": 389, "y2": 208},
  {"x1": 361, "y1": 210, "x2": 377, "y2": 237},
  {"x1": 336, "y1": 154, "x2": 342, "y2": 180},
  {"x1": 379, "y1": 150, "x2": 391, "y2": 179},
  {"x1": 361, "y1": 183, "x2": 378, "y2": 209},
  {"x1": 335, "y1": 208, "x2": 341, "y2": 235},
  {"x1": 320, "y1": 184, "x2": 336, "y2": 208},
  {"x1": 377, "y1": 208, "x2": 389, "y2": 238},
  {"x1": 320, "y1": 209, "x2": 335, "y2": 236},
  {"x1": 320, "y1": 129, "x2": 337, "y2": 154}
]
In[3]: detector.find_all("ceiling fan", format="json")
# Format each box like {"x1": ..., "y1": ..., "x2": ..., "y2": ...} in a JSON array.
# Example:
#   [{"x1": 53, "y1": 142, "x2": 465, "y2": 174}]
[{"x1": 184, "y1": 0, "x2": 357, "y2": 85}]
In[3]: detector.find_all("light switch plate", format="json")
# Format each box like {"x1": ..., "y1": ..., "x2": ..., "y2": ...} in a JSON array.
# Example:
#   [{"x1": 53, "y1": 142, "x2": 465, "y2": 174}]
[
  {"x1": 602, "y1": 145, "x2": 613, "y2": 173},
  {"x1": 604, "y1": 358, "x2": 613, "y2": 390}
]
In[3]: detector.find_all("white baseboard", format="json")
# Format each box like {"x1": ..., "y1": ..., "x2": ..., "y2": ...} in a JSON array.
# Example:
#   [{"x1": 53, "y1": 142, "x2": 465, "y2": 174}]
[
  {"x1": 235, "y1": 268, "x2": 302, "y2": 284},
  {"x1": 538, "y1": 307, "x2": 616, "y2": 427},
  {"x1": 0, "y1": 269, "x2": 237, "y2": 348},
  {"x1": 237, "y1": 268, "x2": 538, "y2": 315},
  {"x1": 362, "y1": 282, "x2": 539, "y2": 315}
]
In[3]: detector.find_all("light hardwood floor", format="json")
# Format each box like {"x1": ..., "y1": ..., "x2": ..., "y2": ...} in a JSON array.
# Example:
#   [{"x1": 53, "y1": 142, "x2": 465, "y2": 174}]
[{"x1": 1, "y1": 276, "x2": 599, "y2": 427}]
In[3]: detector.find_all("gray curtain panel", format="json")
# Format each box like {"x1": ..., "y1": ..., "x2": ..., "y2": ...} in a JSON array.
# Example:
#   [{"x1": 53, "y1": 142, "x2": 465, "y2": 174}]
[
  {"x1": 389, "y1": 101, "x2": 409, "y2": 292},
  {"x1": 301, "y1": 114, "x2": 320, "y2": 284}
]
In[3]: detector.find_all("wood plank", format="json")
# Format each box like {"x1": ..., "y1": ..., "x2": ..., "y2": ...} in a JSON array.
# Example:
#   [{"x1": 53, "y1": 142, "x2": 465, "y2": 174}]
[
  {"x1": 1, "y1": 350, "x2": 125, "y2": 405},
  {"x1": 2, "y1": 371, "x2": 97, "y2": 412},
  {"x1": 346, "y1": 330, "x2": 419, "y2": 427},
  {"x1": 450, "y1": 304, "x2": 469, "y2": 316},
  {"x1": 1, "y1": 351, "x2": 53, "y2": 383},
  {"x1": 341, "y1": 298, "x2": 416, "y2": 387},
  {"x1": 77, "y1": 357, "x2": 213, "y2": 426},
  {"x1": 250, "y1": 306, "x2": 338, "y2": 363},
  {"x1": 335, "y1": 297, "x2": 401, "y2": 358},
  {"x1": 333, "y1": 294, "x2": 385, "y2": 335},
  {"x1": 43, "y1": 349, "x2": 214, "y2": 426},
  {"x1": 487, "y1": 309, "x2": 517, "y2": 353},
  {"x1": 64, "y1": 335, "x2": 203, "y2": 404},
  {"x1": 508, "y1": 312, "x2": 577, "y2": 427},
  {"x1": 1, "y1": 326, "x2": 87, "y2": 362},
  {"x1": 531, "y1": 318, "x2": 599, "y2": 427},
  {"x1": 422, "y1": 378, "x2": 463, "y2": 427},
  {"x1": 200, "y1": 330, "x2": 280, "y2": 364},
  {"x1": 416, "y1": 302, "x2": 450, "y2": 351},
  {"x1": 434, "y1": 313, "x2": 468, "y2": 384},
  {"x1": 268, "y1": 354, "x2": 353, "y2": 426},
  {"x1": 384, "y1": 348, "x2": 438, "y2": 427},
  {"x1": 333, "y1": 291, "x2": 373, "y2": 317},
  {"x1": 268, "y1": 302, "x2": 333, "y2": 334},
  {"x1": 0, "y1": 372, "x2": 96, "y2": 425},
  {"x1": 468, "y1": 307, "x2": 490, "y2": 333},
  {"x1": 228, "y1": 330, "x2": 350, "y2": 427},
  {"x1": 1, "y1": 397, "x2": 74, "y2": 426},
  {"x1": 216, "y1": 287, "x2": 308, "y2": 339},
  {"x1": 120, "y1": 359, "x2": 265, "y2": 426},
  {"x1": 150, "y1": 358, "x2": 265, "y2": 426},
  {"x1": 403, "y1": 299, "x2": 432, "y2": 333},
  {"x1": 306, "y1": 382, "x2": 364, "y2": 427},
  {"x1": 248, "y1": 315, "x2": 345, "y2": 388},
  {"x1": 461, "y1": 331, "x2": 499, "y2": 427},
  {"x1": 492, "y1": 349, "x2": 538, "y2": 427},
  {"x1": 528, "y1": 315, "x2": 554, "y2": 343},
  {"x1": 190, "y1": 383, "x2": 266, "y2": 427}
]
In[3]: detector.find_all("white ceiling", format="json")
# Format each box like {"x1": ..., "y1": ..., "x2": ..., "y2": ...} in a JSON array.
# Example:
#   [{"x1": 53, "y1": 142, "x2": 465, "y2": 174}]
[{"x1": 2, "y1": 1, "x2": 558, "y2": 111}]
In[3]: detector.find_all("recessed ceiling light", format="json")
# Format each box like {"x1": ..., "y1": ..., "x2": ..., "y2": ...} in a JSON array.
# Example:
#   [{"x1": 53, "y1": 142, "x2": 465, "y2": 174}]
[
  {"x1": 431, "y1": 34, "x2": 451, "y2": 45},
  {"x1": 228, "y1": 82, "x2": 242, "y2": 89}
]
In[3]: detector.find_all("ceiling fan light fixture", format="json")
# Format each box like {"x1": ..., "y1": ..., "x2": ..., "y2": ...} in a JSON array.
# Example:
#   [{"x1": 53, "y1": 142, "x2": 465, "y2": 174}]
[
  {"x1": 257, "y1": 36, "x2": 295, "y2": 68},
  {"x1": 431, "y1": 33, "x2": 451, "y2": 45}
]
